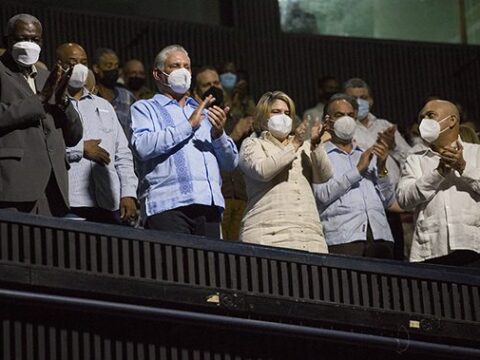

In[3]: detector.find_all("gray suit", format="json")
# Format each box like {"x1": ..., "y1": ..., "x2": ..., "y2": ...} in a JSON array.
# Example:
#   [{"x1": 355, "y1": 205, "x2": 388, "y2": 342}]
[{"x1": 0, "y1": 53, "x2": 83, "y2": 214}]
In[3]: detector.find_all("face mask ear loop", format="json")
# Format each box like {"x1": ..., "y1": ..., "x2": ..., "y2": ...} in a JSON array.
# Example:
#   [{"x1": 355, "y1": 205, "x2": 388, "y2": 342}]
[{"x1": 438, "y1": 114, "x2": 453, "y2": 135}]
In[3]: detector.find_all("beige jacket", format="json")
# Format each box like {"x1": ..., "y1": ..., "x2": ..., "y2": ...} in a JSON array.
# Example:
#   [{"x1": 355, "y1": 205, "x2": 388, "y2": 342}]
[{"x1": 239, "y1": 132, "x2": 332, "y2": 253}]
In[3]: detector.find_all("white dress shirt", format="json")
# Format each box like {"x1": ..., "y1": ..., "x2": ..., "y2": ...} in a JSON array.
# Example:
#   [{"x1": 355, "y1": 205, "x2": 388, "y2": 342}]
[
  {"x1": 396, "y1": 139, "x2": 480, "y2": 262},
  {"x1": 66, "y1": 90, "x2": 138, "y2": 211}
]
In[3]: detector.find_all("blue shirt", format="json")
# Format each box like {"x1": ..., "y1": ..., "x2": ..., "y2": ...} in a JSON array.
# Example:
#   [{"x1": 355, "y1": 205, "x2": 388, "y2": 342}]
[
  {"x1": 130, "y1": 94, "x2": 239, "y2": 219},
  {"x1": 313, "y1": 142, "x2": 394, "y2": 246},
  {"x1": 66, "y1": 89, "x2": 138, "y2": 211}
]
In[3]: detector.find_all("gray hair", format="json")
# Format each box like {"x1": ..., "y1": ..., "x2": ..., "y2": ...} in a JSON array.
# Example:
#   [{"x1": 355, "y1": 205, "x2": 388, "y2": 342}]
[
  {"x1": 342, "y1": 77, "x2": 372, "y2": 96},
  {"x1": 323, "y1": 93, "x2": 359, "y2": 118},
  {"x1": 153, "y1": 45, "x2": 188, "y2": 70},
  {"x1": 6, "y1": 14, "x2": 42, "y2": 36}
]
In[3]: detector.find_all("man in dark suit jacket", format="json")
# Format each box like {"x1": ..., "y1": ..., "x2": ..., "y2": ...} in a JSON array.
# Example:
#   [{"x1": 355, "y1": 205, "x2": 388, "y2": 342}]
[{"x1": 0, "y1": 13, "x2": 83, "y2": 216}]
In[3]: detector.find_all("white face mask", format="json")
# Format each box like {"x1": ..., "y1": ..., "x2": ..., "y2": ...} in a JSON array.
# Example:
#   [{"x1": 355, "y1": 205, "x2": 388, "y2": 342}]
[
  {"x1": 68, "y1": 63, "x2": 89, "y2": 89},
  {"x1": 267, "y1": 114, "x2": 292, "y2": 139},
  {"x1": 419, "y1": 115, "x2": 451, "y2": 143},
  {"x1": 12, "y1": 41, "x2": 41, "y2": 67},
  {"x1": 163, "y1": 68, "x2": 191, "y2": 94},
  {"x1": 333, "y1": 115, "x2": 356, "y2": 141}
]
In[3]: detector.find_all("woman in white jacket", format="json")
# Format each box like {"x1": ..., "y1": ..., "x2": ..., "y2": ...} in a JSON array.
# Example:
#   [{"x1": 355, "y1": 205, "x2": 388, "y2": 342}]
[{"x1": 239, "y1": 91, "x2": 332, "y2": 253}]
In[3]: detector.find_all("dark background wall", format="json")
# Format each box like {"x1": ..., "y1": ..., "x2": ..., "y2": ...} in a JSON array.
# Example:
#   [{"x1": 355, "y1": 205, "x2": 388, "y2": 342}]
[{"x1": 2, "y1": 0, "x2": 480, "y2": 132}]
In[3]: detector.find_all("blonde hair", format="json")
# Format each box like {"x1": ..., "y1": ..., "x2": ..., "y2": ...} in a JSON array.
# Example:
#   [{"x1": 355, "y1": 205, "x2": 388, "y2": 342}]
[{"x1": 254, "y1": 91, "x2": 296, "y2": 132}]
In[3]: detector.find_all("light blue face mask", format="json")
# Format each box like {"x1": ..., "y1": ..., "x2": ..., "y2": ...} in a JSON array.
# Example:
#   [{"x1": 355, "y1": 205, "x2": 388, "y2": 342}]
[
  {"x1": 357, "y1": 98, "x2": 370, "y2": 119},
  {"x1": 220, "y1": 72, "x2": 237, "y2": 91}
]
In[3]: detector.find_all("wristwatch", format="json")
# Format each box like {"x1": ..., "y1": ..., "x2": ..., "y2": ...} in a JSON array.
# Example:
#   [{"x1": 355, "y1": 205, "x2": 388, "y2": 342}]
[{"x1": 378, "y1": 167, "x2": 389, "y2": 178}]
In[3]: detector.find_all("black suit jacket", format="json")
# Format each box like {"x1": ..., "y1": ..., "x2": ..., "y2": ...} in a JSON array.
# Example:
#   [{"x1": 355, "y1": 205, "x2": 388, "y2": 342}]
[{"x1": 0, "y1": 53, "x2": 83, "y2": 205}]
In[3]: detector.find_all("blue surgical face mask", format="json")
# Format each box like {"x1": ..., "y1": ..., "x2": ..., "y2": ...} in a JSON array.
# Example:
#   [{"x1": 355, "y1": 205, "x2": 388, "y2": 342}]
[
  {"x1": 220, "y1": 72, "x2": 237, "y2": 91},
  {"x1": 357, "y1": 98, "x2": 370, "y2": 119}
]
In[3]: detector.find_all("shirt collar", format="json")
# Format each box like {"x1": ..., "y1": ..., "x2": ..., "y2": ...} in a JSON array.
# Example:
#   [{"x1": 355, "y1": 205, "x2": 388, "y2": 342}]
[
  {"x1": 418, "y1": 136, "x2": 463, "y2": 157},
  {"x1": 324, "y1": 140, "x2": 363, "y2": 154},
  {"x1": 262, "y1": 131, "x2": 294, "y2": 147},
  {"x1": 67, "y1": 87, "x2": 94, "y2": 100},
  {"x1": 356, "y1": 112, "x2": 376, "y2": 128},
  {"x1": 27, "y1": 64, "x2": 38, "y2": 78},
  {"x1": 154, "y1": 93, "x2": 197, "y2": 107}
]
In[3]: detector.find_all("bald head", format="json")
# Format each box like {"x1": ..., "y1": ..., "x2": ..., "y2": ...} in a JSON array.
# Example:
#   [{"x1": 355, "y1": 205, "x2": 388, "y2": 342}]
[
  {"x1": 56, "y1": 43, "x2": 87, "y2": 67},
  {"x1": 6, "y1": 14, "x2": 42, "y2": 37},
  {"x1": 419, "y1": 99, "x2": 460, "y2": 146},
  {"x1": 420, "y1": 100, "x2": 460, "y2": 122}
]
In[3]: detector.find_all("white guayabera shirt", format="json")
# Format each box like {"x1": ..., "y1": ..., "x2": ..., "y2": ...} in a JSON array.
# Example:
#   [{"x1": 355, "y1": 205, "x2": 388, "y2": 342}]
[{"x1": 396, "y1": 139, "x2": 480, "y2": 262}]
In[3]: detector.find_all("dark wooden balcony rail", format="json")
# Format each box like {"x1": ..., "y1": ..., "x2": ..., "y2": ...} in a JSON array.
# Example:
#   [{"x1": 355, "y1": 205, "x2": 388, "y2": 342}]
[{"x1": 0, "y1": 209, "x2": 478, "y2": 359}]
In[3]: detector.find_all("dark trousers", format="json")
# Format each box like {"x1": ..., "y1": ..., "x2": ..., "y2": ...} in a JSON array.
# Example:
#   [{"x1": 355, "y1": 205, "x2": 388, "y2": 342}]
[
  {"x1": 0, "y1": 172, "x2": 68, "y2": 217},
  {"x1": 387, "y1": 211, "x2": 405, "y2": 261},
  {"x1": 146, "y1": 204, "x2": 221, "y2": 238},
  {"x1": 424, "y1": 250, "x2": 480, "y2": 268},
  {"x1": 328, "y1": 224, "x2": 394, "y2": 259},
  {"x1": 70, "y1": 207, "x2": 120, "y2": 225}
]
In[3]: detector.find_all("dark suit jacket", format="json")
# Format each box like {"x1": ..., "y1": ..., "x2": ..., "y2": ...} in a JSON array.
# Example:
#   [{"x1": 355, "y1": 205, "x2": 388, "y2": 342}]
[{"x1": 0, "y1": 53, "x2": 83, "y2": 206}]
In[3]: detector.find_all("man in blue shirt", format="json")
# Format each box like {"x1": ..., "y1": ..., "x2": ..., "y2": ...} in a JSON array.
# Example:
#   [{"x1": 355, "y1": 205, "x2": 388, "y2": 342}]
[
  {"x1": 313, "y1": 94, "x2": 394, "y2": 258},
  {"x1": 130, "y1": 45, "x2": 238, "y2": 237}
]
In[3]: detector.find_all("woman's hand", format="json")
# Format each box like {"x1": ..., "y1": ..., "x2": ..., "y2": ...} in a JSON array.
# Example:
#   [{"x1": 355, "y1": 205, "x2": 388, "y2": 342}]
[{"x1": 292, "y1": 118, "x2": 308, "y2": 151}]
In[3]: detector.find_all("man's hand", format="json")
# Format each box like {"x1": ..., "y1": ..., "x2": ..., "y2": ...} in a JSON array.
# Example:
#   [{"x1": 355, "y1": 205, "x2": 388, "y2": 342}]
[
  {"x1": 357, "y1": 148, "x2": 374, "y2": 174},
  {"x1": 189, "y1": 95, "x2": 213, "y2": 129},
  {"x1": 230, "y1": 116, "x2": 254, "y2": 141},
  {"x1": 38, "y1": 61, "x2": 64, "y2": 104},
  {"x1": 120, "y1": 197, "x2": 138, "y2": 224},
  {"x1": 292, "y1": 118, "x2": 307, "y2": 151},
  {"x1": 310, "y1": 119, "x2": 325, "y2": 148},
  {"x1": 437, "y1": 141, "x2": 466, "y2": 175},
  {"x1": 84, "y1": 139, "x2": 111, "y2": 165},
  {"x1": 372, "y1": 138, "x2": 389, "y2": 171},
  {"x1": 55, "y1": 65, "x2": 73, "y2": 105},
  {"x1": 377, "y1": 125, "x2": 396, "y2": 150},
  {"x1": 209, "y1": 105, "x2": 230, "y2": 139}
]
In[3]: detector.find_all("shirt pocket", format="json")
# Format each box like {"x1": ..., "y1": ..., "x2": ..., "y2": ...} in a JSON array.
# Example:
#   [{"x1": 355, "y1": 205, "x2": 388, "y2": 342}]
[{"x1": 415, "y1": 217, "x2": 440, "y2": 245}]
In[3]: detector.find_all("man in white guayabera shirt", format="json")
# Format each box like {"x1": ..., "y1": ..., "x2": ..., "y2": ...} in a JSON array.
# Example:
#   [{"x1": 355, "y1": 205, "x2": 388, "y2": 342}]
[
  {"x1": 397, "y1": 99, "x2": 480, "y2": 267},
  {"x1": 58, "y1": 43, "x2": 138, "y2": 225}
]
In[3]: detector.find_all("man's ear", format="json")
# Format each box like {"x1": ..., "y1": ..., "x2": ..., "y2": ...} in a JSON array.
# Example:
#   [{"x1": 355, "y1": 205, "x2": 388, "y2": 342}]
[
  {"x1": 450, "y1": 114, "x2": 459, "y2": 128},
  {"x1": 323, "y1": 115, "x2": 332, "y2": 129},
  {"x1": 152, "y1": 68, "x2": 162, "y2": 81},
  {"x1": 368, "y1": 96, "x2": 374, "y2": 109},
  {"x1": 92, "y1": 64, "x2": 100, "y2": 75}
]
